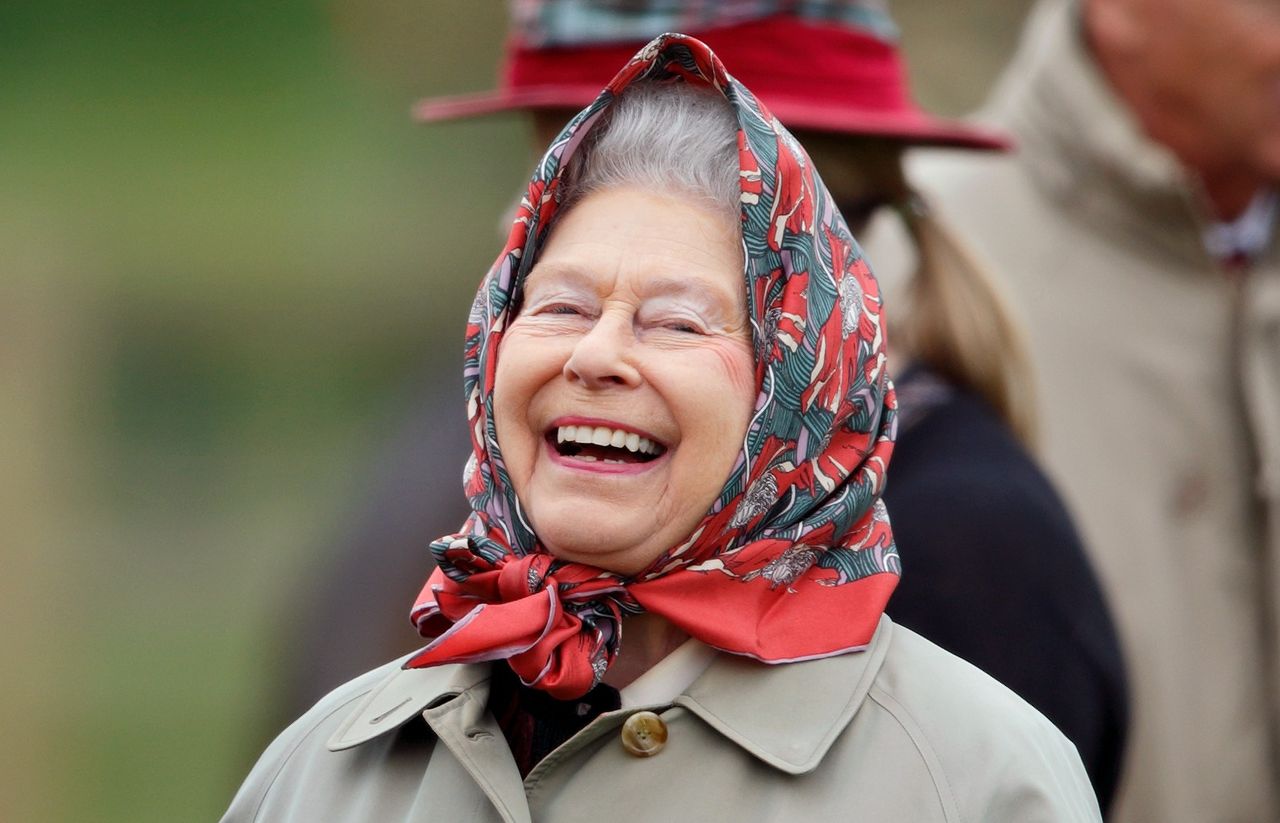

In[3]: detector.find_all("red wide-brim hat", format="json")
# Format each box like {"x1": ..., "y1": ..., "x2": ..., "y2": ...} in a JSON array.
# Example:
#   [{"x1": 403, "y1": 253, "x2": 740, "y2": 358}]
[{"x1": 414, "y1": 16, "x2": 1009, "y2": 151}]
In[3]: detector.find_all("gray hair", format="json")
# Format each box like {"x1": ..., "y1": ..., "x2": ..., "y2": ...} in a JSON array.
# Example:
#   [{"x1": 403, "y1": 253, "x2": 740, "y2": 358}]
[{"x1": 560, "y1": 81, "x2": 741, "y2": 219}]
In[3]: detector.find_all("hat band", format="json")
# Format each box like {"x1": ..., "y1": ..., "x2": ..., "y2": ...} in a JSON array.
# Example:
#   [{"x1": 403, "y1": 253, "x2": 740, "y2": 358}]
[{"x1": 503, "y1": 16, "x2": 912, "y2": 117}]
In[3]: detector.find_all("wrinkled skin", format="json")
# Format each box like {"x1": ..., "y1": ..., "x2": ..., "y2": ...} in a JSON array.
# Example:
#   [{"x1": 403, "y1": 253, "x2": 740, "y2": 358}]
[{"x1": 494, "y1": 186, "x2": 756, "y2": 576}]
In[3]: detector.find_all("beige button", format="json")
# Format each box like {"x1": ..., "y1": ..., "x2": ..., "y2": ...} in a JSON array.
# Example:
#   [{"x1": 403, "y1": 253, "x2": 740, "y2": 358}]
[{"x1": 620, "y1": 711, "x2": 668, "y2": 757}]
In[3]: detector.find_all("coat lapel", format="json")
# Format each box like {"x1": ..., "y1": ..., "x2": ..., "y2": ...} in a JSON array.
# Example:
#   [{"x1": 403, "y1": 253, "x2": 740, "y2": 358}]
[
  {"x1": 326, "y1": 657, "x2": 489, "y2": 751},
  {"x1": 328, "y1": 657, "x2": 530, "y2": 823},
  {"x1": 675, "y1": 614, "x2": 893, "y2": 774}
]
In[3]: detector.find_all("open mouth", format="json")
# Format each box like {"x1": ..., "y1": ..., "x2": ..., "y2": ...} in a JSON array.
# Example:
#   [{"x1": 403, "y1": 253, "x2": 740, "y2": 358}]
[{"x1": 547, "y1": 424, "x2": 667, "y2": 465}]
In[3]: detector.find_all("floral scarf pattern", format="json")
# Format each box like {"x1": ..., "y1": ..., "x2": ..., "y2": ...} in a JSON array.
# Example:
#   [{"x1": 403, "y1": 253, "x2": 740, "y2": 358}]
[{"x1": 408, "y1": 34, "x2": 899, "y2": 699}]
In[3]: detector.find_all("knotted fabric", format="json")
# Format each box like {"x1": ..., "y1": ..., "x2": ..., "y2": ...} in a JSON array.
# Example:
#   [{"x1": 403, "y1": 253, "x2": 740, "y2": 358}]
[{"x1": 408, "y1": 34, "x2": 900, "y2": 699}]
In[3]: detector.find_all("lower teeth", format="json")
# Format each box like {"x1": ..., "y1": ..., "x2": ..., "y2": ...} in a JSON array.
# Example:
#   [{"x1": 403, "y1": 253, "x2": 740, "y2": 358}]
[{"x1": 569, "y1": 455, "x2": 627, "y2": 464}]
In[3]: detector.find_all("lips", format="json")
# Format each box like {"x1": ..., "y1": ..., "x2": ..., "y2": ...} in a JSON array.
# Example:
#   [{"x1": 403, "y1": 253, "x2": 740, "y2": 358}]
[{"x1": 546, "y1": 419, "x2": 668, "y2": 465}]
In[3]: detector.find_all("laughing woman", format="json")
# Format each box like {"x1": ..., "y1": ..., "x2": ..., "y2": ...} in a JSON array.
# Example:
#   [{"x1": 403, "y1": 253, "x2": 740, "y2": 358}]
[{"x1": 223, "y1": 36, "x2": 1101, "y2": 823}]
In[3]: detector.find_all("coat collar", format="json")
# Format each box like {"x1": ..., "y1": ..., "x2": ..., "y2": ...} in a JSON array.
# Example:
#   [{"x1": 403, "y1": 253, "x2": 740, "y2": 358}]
[
  {"x1": 674, "y1": 614, "x2": 893, "y2": 773},
  {"x1": 327, "y1": 656, "x2": 490, "y2": 752},
  {"x1": 328, "y1": 615, "x2": 894, "y2": 774}
]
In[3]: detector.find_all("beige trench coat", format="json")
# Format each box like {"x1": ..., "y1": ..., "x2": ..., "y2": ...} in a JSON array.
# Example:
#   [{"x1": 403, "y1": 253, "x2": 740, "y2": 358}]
[
  {"x1": 222, "y1": 617, "x2": 1100, "y2": 822},
  {"x1": 887, "y1": 1, "x2": 1280, "y2": 820}
]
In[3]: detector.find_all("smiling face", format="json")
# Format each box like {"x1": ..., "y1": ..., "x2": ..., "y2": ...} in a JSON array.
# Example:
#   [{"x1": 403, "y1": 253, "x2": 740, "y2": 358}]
[{"x1": 492, "y1": 186, "x2": 756, "y2": 576}]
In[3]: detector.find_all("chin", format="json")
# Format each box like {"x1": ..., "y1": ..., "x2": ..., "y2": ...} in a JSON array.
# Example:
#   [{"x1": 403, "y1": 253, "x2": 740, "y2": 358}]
[{"x1": 536, "y1": 516, "x2": 659, "y2": 576}]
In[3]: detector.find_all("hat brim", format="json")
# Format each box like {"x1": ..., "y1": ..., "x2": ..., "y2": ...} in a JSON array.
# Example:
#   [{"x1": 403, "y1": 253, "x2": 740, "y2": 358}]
[{"x1": 413, "y1": 87, "x2": 1010, "y2": 152}]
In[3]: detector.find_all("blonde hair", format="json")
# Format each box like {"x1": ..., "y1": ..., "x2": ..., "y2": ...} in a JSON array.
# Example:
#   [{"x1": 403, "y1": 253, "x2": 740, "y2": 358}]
[{"x1": 897, "y1": 199, "x2": 1039, "y2": 448}]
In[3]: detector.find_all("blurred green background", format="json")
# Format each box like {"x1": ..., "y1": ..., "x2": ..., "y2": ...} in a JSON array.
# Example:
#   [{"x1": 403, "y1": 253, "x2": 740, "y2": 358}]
[{"x1": 1, "y1": 1, "x2": 1029, "y2": 819}]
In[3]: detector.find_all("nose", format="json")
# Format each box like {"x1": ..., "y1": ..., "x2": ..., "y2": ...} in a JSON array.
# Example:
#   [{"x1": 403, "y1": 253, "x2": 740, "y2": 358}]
[{"x1": 563, "y1": 310, "x2": 641, "y2": 389}]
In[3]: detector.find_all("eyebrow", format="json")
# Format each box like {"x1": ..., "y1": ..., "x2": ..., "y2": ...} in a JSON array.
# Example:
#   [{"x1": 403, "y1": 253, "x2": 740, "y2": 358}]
[
  {"x1": 522, "y1": 262, "x2": 596, "y2": 293},
  {"x1": 525, "y1": 262, "x2": 742, "y2": 307}
]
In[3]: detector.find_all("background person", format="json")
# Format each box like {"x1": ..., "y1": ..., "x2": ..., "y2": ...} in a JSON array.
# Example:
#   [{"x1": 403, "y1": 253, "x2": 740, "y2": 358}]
[
  {"x1": 284, "y1": 2, "x2": 1128, "y2": 811},
  {"x1": 897, "y1": 0, "x2": 1280, "y2": 820},
  {"x1": 225, "y1": 39, "x2": 1102, "y2": 822}
]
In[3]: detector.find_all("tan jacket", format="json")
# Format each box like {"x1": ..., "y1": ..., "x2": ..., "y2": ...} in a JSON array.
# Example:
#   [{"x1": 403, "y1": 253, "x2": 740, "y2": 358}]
[
  {"x1": 898, "y1": 2, "x2": 1280, "y2": 820},
  {"x1": 222, "y1": 617, "x2": 1100, "y2": 822}
]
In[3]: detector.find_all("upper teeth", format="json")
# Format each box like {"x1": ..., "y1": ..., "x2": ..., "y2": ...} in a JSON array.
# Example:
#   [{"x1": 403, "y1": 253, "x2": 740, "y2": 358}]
[{"x1": 556, "y1": 425, "x2": 661, "y2": 456}]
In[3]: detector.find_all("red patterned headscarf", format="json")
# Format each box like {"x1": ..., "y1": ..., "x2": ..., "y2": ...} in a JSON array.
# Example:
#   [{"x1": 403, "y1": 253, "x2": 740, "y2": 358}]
[{"x1": 408, "y1": 34, "x2": 899, "y2": 699}]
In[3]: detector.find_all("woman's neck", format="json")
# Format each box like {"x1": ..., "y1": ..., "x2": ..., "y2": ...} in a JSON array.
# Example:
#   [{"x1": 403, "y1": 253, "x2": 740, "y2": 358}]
[{"x1": 601, "y1": 612, "x2": 689, "y2": 690}]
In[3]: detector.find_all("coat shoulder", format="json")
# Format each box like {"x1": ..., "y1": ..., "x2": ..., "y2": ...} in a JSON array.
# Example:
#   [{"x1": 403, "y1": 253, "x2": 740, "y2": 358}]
[
  {"x1": 220, "y1": 656, "x2": 410, "y2": 823},
  {"x1": 865, "y1": 623, "x2": 1103, "y2": 822}
]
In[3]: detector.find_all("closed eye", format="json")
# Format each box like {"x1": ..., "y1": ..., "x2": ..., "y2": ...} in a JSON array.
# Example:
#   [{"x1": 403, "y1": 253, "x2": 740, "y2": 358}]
[{"x1": 542, "y1": 304, "x2": 586, "y2": 316}]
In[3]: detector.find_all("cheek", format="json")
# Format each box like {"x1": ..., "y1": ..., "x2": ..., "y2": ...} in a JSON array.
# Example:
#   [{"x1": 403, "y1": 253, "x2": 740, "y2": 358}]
[
  {"x1": 711, "y1": 341, "x2": 758, "y2": 418},
  {"x1": 667, "y1": 341, "x2": 756, "y2": 458},
  {"x1": 491, "y1": 331, "x2": 552, "y2": 464},
  {"x1": 490, "y1": 363, "x2": 524, "y2": 463}
]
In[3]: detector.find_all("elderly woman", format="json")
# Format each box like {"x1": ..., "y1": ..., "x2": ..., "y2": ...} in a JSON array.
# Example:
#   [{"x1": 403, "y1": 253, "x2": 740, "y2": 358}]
[{"x1": 224, "y1": 36, "x2": 1100, "y2": 822}]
